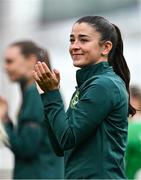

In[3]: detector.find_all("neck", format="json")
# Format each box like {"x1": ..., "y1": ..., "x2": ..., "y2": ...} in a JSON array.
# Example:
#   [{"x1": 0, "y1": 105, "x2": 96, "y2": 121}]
[
  {"x1": 89, "y1": 58, "x2": 108, "y2": 67},
  {"x1": 26, "y1": 78, "x2": 34, "y2": 87},
  {"x1": 19, "y1": 77, "x2": 34, "y2": 92},
  {"x1": 82, "y1": 59, "x2": 108, "y2": 69},
  {"x1": 96, "y1": 57, "x2": 108, "y2": 64}
]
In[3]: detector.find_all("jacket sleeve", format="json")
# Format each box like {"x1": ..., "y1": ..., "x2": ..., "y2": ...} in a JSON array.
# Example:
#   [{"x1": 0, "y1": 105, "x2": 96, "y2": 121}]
[
  {"x1": 4, "y1": 121, "x2": 43, "y2": 159},
  {"x1": 41, "y1": 83, "x2": 112, "y2": 151},
  {"x1": 4, "y1": 88, "x2": 44, "y2": 159},
  {"x1": 43, "y1": 119, "x2": 64, "y2": 156}
]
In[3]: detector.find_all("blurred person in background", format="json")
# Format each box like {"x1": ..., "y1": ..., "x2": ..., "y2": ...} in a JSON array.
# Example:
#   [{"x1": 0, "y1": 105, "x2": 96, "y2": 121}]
[
  {"x1": 126, "y1": 85, "x2": 141, "y2": 179},
  {"x1": 33, "y1": 16, "x2": 136, "y2": 179},
  {"x1": 0, "y1": 41, "x2": 64, "y2": 179},
  {"x1": 0, "y1": 100, "x2": 9, "y2": 145}
]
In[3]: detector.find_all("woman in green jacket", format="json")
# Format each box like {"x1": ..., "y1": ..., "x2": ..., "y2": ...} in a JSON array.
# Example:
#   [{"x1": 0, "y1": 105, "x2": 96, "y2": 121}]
[
  {"x1": 0, "y1": 41, "x2": 64, "y2": 179},
  {"x1": 33, "y1": 16, "x2": 135, "y2": 179}
]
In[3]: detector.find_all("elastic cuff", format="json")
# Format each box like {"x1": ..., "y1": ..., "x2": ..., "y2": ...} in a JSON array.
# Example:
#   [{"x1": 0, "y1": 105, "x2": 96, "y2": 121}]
[{"x1": 41, "y1": 89, "x2": 62, "y2": 106}]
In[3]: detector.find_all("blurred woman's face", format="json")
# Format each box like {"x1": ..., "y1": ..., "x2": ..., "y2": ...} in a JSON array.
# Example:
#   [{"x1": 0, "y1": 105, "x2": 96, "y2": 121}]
[
  {"x1": 130, "y1": 96, "x2": 141, "y2": 111},
  {"x1": 4, "y1": 46, "x2": 34, "y2": 82},
  {"x1": 69, "y1": 22, "x2": 106, "y2": 68}
]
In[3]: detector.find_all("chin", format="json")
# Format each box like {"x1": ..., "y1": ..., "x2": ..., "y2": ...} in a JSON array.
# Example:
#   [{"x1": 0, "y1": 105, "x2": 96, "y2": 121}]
[
  {"x1": 73, "y1": 61, "x2": 87, "y2": 68},
  {"x1": 73, "y1": 60, "x2": 83, "y2": 67},
  {"x1": 8, "y1": 75, "x2": 19, "y2": 82},
  {"x1": 10, "y1": 77, "x2": 18, "y2": 82},
  {"x1": 73, "y1": 63, "x2": 81, "y2": 68}
]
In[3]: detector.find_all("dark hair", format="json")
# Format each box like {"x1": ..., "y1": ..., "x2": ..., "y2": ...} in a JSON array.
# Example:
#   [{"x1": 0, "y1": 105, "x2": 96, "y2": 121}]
[
  {"x1": 10, "y1": 40, "x2": 51, "y2": 69},
  {"x1": 76, "y1": 16, "x2": 136, "y2": 116}
]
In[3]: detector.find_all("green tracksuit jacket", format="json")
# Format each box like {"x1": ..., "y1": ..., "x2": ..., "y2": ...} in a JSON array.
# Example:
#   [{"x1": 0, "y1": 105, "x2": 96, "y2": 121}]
[
  {"x1": 4, "y1": 83, "x2": 64, "y2": 179},
  {"x1": 41, "y1": 62, "x2": 128, "y2": 179}
]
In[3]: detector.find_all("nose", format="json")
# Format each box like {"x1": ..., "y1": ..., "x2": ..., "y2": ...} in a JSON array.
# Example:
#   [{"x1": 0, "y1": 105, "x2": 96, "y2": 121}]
[{"x1": 70, "y1": 40, "x2": 81, "y2": 51}]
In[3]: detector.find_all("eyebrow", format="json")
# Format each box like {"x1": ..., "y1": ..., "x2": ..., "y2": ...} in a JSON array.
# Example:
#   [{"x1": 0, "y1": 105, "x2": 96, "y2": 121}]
[{"x1": 70, "y1": 34, "x2": 90, "y2": 38}]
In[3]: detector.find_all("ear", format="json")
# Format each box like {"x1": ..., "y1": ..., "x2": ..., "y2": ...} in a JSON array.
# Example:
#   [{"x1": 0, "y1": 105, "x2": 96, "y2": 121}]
[{"x1": 101, "y1": 41, "x2": 113, "y2": 56}]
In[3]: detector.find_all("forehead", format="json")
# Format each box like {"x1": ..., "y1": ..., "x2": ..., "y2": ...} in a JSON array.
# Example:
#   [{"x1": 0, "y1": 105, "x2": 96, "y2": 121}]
[
  {"x1": 5, "y1": 46, "x2": 22, "y2": 59},
  {"x1": 71, "y1": 22, "x2": 99, "y2": 37}
]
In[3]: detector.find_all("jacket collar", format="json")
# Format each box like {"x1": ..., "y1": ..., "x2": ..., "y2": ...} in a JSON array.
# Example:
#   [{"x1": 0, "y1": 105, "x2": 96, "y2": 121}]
[{"x1": 76, "y1": 62, "x2": 112, "y2": 87}]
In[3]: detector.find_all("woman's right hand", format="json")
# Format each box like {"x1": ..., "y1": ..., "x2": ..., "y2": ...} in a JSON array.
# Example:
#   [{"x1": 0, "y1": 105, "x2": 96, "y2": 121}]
[{"x1": 32, "y1": 61, "x2": 60, "y2": 92}]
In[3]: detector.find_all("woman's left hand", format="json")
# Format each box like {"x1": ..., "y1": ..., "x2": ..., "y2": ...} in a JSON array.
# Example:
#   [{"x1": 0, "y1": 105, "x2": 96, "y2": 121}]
[
  {"x1": 0, "y1": 96, "x2": 8, "y2": 122},
  {"x1": 33, "y1": 61, "x2": 60, "y2": 92}
]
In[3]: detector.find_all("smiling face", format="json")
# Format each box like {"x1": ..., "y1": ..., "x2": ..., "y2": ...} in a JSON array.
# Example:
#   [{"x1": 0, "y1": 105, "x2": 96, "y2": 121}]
[{"x1": 69, "y1": 22, "x2": 111, "y2": 68}]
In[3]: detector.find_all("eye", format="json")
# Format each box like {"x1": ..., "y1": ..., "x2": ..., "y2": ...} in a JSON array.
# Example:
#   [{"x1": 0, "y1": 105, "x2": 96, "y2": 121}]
[
  {"x1": 69, "y1": 38, "x2": 75, "y2": 44},
  {"x1": 80, "y1": 39, "x2": 88, "y2": 43},
  {"x1": 6, "y1": 58, "x2": 13, "y2": 64}
]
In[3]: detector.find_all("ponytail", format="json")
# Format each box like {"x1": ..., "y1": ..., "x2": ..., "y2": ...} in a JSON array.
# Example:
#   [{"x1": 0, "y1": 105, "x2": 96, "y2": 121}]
[{"x1": 108, "y1": 24, "x2": 136, "y2": 116}]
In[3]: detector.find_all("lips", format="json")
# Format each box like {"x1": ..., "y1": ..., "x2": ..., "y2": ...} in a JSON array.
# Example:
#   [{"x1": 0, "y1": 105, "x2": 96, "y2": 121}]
[
  {"x1": 72, "y1": 54, "x2": 83, "y2": 59},
  {"x1": 72, "y1": 54, "x2": 83, "y2": 57},
  {"x1": 72, "y1": 54, "x2": 83, "y2": 55}
]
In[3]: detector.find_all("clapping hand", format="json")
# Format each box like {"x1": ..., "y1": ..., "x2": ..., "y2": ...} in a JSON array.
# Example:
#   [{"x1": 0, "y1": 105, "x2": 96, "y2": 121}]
[{"x1": 33, "y1": 61, "x2": 60, "y2": 92}]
